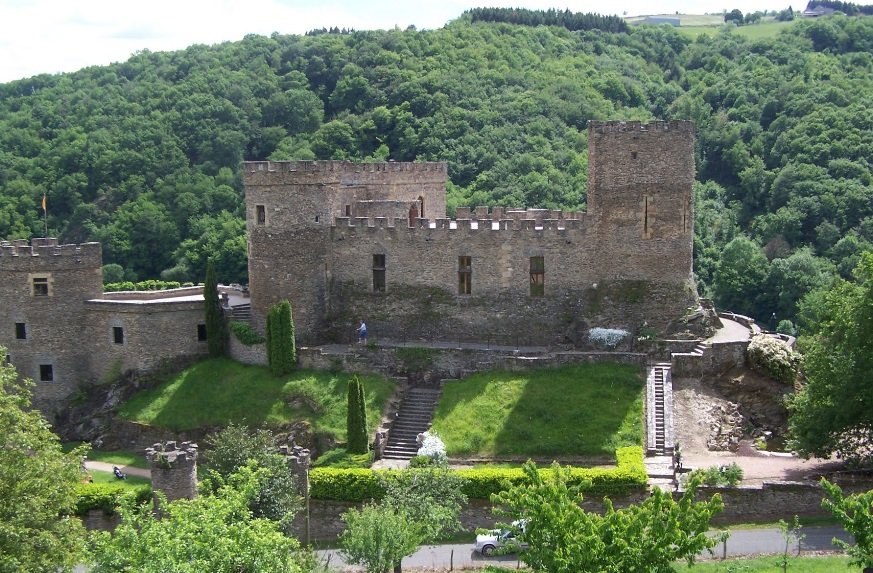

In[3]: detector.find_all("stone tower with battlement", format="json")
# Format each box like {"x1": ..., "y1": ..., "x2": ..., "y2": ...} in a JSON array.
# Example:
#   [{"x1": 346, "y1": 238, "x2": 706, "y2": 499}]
[
  {"x1": 0, "y1": 237, "x2": 211, "y2": 417},
  {"x1": 244, "y1": 121, "x2": 698, "y2": 347},
  {"x1": 146, "y1": 441, "x2": 199, "y2": 502}
]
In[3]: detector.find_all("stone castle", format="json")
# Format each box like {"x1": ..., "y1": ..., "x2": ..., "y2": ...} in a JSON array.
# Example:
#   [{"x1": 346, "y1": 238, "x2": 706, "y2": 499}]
[
  {"x1": 245, "y1": 120, "x2": 697, "y2": 346},
  {"x1": 1, "y1": 120, "x2": 698, "y2": 413}
]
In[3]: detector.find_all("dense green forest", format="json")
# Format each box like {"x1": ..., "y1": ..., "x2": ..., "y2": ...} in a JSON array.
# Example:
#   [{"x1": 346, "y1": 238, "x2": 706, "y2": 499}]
[{"x1": 1, "y1": 12, "x2": 872, "y2": 329}]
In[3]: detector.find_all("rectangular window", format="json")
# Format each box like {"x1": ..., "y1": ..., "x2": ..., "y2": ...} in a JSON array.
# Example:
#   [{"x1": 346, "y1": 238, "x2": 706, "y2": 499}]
[
  {"x1": 345, "y1": 204, "x2": 351, "y2": 217},
  {"x1": 4, "y1": 355, "x2": 10, "y2": 366},
  {"x1": 458, "y1": 256, "x2": 472, "y2": 295},
  {"x1": 530, "y1": 256, "x2": 545, "y2": 297},
  {"x1": 372, "y1": 254, "x2": 386, "y2": 292},
  {"x1": 39, "y1": 364, "x2": 53, "y2": 382},
  {"x1": 197, "y1": 324, "x2": 207, "y2": 342},
  {"x1": 256, "y1": 205, "x2": 266, "y2": 225},
  {"x1": 33, "y1": 277, "x2": 49, "y2": 296},
  {"x1": 15, "y1": 322, "x2": 26, "y2": 340},
  {"x1": 113, "y1": 326, "x2": 124, "y2": 345}
]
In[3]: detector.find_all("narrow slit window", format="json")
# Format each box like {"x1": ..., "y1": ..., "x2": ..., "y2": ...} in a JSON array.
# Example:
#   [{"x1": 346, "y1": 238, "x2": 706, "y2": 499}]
[
  {"x1": 643, "y1": 195, "x2": 650, "y2": 238},
  {"x1": 197, "y1": 324, "x2": 207, "y2": 342},
  {"x1": 530, "y1": 256, "x2": 545, "y2": 297},
  {"x1": 39, "y1": 364, "x2": 53, "y2": 382},
  {"x1": 256, "y1": 205, "x2": 266, "y2": 225},
  {"x1": 372, "y1": 254, "x2": 386, "y2": 292},
  {"x1": 345, "y1": 204, "x2": 351, "y2": 217},
  {"x1": 15, "y1": 322, "x2": 26, "y2": 340},
  {"x1": 113, "y1": 326, "x2": 124, "y2": 345},
  {"x1": 458, "y1": 256, "x2": 472, "y2": 295},
  {"x1": 32, "y1": 277, "x2": 49, "y2": 296}
]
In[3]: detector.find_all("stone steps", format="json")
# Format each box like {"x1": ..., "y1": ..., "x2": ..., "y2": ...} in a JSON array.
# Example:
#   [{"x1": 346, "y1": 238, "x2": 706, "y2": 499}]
[{"x1": 382, "y1": 387, "x2": 441, "y2": 460}]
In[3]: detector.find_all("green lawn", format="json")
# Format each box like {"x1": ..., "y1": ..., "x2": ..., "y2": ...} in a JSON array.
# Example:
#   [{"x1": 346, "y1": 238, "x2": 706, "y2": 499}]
[
  {"x1": 484, "y1": 555, "x2": 853, "y2": 572},
  {"x1": 118, "y1": 357, "x2": 395, "y2": 440},
  {"x1": 87, "y1": 469, "x2": 151, "y2": 487},
  {"x1": 676, "y1": 19, "x2": 796, "y2": 39},
  {"x1": 431, "y1": 363, "x2": 643, "y2": 458}
]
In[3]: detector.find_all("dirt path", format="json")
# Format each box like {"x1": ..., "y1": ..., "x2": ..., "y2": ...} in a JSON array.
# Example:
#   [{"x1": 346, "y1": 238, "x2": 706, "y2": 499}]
[{"x1": 84, "y1": 460, "x2": 151, "y2": 479}]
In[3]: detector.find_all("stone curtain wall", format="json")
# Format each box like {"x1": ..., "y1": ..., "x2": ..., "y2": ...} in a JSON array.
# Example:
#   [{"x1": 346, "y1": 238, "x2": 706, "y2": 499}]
[
  {"x1": 243, "y1": 122, "x2": 698, "y2": 347},
  {"x1": 0, "y1": 239, "x2": 103, "y2": 413}
]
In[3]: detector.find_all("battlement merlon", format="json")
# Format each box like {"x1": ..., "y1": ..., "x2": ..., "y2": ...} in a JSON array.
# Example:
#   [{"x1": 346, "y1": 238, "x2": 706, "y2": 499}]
[
  {"x1": 588, "y1": 120, "x2": 694, "y2": 134},
  {"x1": 244, "y1": 160, "x2": 449, "y2": 187},
  {"x1": 0, "y1": 239, "x2": 102, "y2": 268},
  {"x1": 145, "y1": 441, "x2": 199, "y2": 469}
]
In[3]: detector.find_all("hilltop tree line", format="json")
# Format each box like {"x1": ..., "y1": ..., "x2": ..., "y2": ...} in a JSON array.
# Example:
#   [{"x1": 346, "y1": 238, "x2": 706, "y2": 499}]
[
  {"x1": 0, "y1": 12, "x2": 872, "y2": 327},
  {"x1": 463, "y1": 7, "x2": 629, "y2": 33}
]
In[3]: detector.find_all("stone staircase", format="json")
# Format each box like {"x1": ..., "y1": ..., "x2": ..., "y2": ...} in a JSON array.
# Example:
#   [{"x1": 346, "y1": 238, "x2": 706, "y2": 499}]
[
  {"x1": 229, "y1": 303, "x2": 252, "y2": 325},
  {"x1": 382, "y1": 386, "x2": 441, "y2": 460},
  {"x1": 646, "y1": 362, "x2": 677, "y2": 490}
]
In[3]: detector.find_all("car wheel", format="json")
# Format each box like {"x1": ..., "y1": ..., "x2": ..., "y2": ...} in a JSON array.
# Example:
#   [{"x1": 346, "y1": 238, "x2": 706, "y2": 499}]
[{"x1": 481, "y1": 544, "x2": 496, "y2": 557}]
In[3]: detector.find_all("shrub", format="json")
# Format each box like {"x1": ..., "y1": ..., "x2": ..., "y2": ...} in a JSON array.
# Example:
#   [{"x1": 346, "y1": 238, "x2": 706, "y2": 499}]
[
  {"x1": 312, "y1": 448, "x2": 373, "y2": 469},
  {"x1": 309, "y1": 446, "x2": 647, "y2": 501},
  {"x1": 746, "y1": 334, "x2": 801, "y2": 383},
  {"x1": 75, "y1": 482, "x2": 151, "y2": 516},
  {"x1": 588, "y1": 328, "x2": 629, "y2": 349},
  {"x1": 416, "y1": 430, "x2": 447, "y2": 464},
  {"x1": 103, "y1": 280, "x2": 182, "y2": 292},
  {"x1": 346, "y1": 376, "x2": 369, "y2": 455},
  {"x1": 229, "y1": 321, "x2": 265, "y2": 346},
  {"x1": 690, "y1": 462, "x2": 743, "y2": 487}
]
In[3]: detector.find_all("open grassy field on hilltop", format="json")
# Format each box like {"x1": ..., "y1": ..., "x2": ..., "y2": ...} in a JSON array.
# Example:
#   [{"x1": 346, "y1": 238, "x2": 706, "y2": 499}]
[
  {"x1": 431, "y1": 363, "x2": 644, "y2": 460},
  {"x1": 118, "y1": 358, "x2": 395, "y2": 440},
  {"x1": 627, "y1": 13, "x2": 797, "y2": 40}
]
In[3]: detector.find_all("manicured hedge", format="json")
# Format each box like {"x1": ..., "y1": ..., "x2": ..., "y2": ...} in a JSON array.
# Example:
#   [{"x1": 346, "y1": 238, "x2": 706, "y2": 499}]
[
  {"x1": 74, "y1": 482, "x2": 152, "y2": 516},
  {"x1": 310, "y1": 446, "x2": 646, "y2": 501}
]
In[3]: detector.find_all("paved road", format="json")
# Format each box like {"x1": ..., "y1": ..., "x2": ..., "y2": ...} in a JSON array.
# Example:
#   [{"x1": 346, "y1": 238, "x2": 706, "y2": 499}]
[{"x1": 315, "y1": 526, "x2": 854, "y2": 571}]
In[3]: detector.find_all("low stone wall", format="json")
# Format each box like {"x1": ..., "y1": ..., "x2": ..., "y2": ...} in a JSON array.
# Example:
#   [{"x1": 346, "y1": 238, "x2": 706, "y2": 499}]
[
  {"x1": 299, "y1": 346, "x2": 646, "y2": 383},
  {"x1": 703, "y1": 479, "x2": 872, "y2": 524},
  {"x1": 672, "y1": 340, "x2": 747, "y2": 378},
  {"x1": 228, "y1": 336, "x2": 267, "y2": 366},
  {"x1": 103, "y1": 419, "x2": 208, "y2": 452}
]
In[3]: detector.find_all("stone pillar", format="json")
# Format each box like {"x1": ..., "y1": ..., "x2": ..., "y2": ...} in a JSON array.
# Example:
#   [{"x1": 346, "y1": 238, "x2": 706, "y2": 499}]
[
  {"x1": 146, "y1": 441, "x2": 199, "y2": 504},
  {"x1": 279, "y1": 445, "x2": 311, "y2": 544}
]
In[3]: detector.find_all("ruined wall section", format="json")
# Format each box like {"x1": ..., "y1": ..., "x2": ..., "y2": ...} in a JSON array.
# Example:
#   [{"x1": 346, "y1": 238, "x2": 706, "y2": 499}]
[{"x1": 0, "y1": 239, "x2": 103, "y2": 412}]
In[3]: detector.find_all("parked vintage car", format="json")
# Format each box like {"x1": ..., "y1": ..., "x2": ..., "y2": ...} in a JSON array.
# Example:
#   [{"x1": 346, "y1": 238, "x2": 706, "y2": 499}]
[{"x1": 474, "y1": 520, "x2": 528, "y2": 556}]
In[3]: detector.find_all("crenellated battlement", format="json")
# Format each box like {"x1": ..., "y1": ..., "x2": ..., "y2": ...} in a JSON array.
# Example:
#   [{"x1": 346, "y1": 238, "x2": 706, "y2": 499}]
[
  {"x1": 0, "y1": 238, "x2": 102, "y2": 267},
  {"x1": 146, "y1": 440, "x2": 199, "y2": 469},
  {"x1": 246, "y1": 160, "x2": 447, "y2": 175},
  {"x1": 331, "y1": 213, "x2": 589, "y2": 233},
  {"x1": 588, "y1": 120, "x2": 694, "y2": 134}
]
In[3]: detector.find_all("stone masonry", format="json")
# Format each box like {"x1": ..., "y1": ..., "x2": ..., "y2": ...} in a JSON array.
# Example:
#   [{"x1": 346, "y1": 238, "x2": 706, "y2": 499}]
[
  {"x1": 146, "y1": 440, "x2": 199, "y2": 502},
  {"x1": 244, "y1": 120, "x2": 697, "y2": 346}
]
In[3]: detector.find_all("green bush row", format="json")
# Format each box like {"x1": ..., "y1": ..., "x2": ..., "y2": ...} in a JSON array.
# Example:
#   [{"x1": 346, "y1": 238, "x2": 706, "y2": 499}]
[
  {"x1": 74, "y1": 482, "x2": 152, "y2": 516},
  {"x1": 229, "y1": 321, "x2": 265, "y2": 345},
  {"x1": 310, "y1": 446, "x2": 646, "y2": 501},
  {"x1": 104, "y1": 280, "x2": 183, "y2": 292}
]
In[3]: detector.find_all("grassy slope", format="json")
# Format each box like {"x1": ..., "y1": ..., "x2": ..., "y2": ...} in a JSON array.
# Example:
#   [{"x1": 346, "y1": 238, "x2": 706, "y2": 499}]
[
  {"x1": 118, "y1": 357, "x2": 395, "y2": 439},
  {"x1": 431, "y1": 363, "x2": 644, "y2": 458}
]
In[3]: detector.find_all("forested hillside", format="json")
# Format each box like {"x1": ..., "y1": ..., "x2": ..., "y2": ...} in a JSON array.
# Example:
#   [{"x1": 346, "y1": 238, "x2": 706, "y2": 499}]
[{"x1": 1, "y1": 12, "x2": 871, "y2": 328}]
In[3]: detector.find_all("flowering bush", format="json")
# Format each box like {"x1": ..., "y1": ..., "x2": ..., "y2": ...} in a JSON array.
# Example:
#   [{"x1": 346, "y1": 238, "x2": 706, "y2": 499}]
[
  {"x1": 746, "y1": 334, "x2": 801, "y2": 384},
  {"x1": 589, "y1": 328, "x2": 629, "y2": 349},
  {"x1": 417, "y1": 431, "x2": 447, "y2": 463}
]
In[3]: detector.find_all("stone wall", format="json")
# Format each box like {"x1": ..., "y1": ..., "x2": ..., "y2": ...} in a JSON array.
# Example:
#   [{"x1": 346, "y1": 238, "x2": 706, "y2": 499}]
[
  {"x1": 672, "y1": 340, "x2": 747, "y2": 378},
  {"x1": 228, "y1": 335, "x2": 268, "y2": 366},
  {"x1": 0, "y1": 239, "x2": 103, "y2": 413},
  {"x1": 244, "y1": 121, "x2": 698, "y2": 347}
]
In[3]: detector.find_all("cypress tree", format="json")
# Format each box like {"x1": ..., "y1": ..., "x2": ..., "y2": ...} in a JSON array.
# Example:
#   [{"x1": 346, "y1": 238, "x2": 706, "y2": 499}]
[
  {"x1": 267, "y1": 300, "x2": 296, "y2": 376},
  {"x1": 204, "y1": 260, "x2": 225, "y2": 357},
  {"x1": 347, "y1": 376, "x2": 368, "y2": 454},
  {"x1": 357, "y1": 375, "x2": 368, "y2": 452}
]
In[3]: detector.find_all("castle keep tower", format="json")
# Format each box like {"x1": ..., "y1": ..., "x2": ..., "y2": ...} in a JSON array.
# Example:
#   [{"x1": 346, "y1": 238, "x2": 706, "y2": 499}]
[
  {"x1": 146, "y1": 441, "x2": 199, "y2": 502},
  {"x1": 242, "y1": 121, "x2": 697, "y2": 347}
]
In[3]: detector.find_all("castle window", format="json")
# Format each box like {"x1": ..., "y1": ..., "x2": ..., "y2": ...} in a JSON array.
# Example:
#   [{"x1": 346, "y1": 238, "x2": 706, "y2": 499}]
[
  {"x1": 15, "y1": 323, "x2": 26, "y2": 340},
  {"x1": 530, "y1": 256, "x2": 545, "y2": 297},
  {"x1": 418, "y1": 196, "x2": 425, "y2": 219},
  {"x1": 345, "y1": 204, "x2": 351, "y2": 217},
  {"x1": 113, "y1": 326, "x2": 124, "y2": 345},
  {"x1": 631, "y1": 151, "x2": 638, "y2": 160},
  {"x1": 256, "y1": 205, "x2": 266, "y2": 225},
  {"x1": 32, "y1": 277, "x2": 49, "y2": 296},
  {"x1": 3, "y1": 355, "x2": 9, "y2": 366},
  {"x1": 39, "y1": 364, "x2": 53, "y2": 382},
  {"x1": 458, "y1": 256, "x2": 472, "y2": 295},
  {"x1": 197, "y1": 324, "x2": 207, "y2": 342},
  {"x1": 372, "y1": 254, "x2": 386, "y2": 292}
]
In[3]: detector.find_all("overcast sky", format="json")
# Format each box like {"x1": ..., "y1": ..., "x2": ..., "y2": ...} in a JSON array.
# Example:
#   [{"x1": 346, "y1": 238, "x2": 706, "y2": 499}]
[{"x1": 1, "y1": 0, "x2": 790, "y2": 84}]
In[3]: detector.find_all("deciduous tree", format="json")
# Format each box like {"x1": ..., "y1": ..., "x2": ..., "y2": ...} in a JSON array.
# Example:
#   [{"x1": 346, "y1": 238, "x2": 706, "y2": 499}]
[
  {"x1": 821, "y1": 479, "x2": 873, "y2": 571},
  {"x1": 491, "y1": 461, "x2": 725, "y2": 573},
  {"x1": 0, "y1": 348, "x2": 87, "y2": 572}
]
